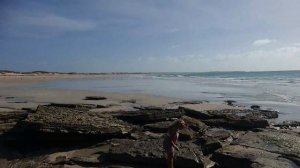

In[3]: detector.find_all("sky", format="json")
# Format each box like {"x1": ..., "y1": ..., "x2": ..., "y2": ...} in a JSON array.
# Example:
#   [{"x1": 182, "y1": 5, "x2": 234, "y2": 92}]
[{"x1": 1, "y1": 0, "x2": 300, "y2": 72}]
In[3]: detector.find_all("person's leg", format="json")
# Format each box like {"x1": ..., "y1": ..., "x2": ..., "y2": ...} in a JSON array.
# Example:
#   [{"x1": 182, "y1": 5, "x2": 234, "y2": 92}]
[{"x1": 167, "y1": 155, "x2": 174, "y2": 168}]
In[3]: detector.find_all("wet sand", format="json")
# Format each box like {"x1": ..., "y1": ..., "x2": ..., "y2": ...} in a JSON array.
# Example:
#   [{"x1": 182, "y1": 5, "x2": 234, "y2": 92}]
[{"x1": 0, "y1": 73, "x2": 237, "y2": 111}]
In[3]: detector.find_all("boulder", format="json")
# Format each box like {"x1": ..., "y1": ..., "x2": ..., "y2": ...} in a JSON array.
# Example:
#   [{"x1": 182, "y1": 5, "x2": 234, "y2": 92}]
[
  {"x1": 212, "y1": 145, "x2": 298, "y2": 168},
  {"x1": 107, "y1": 139, "x2": 204, "y2": 168}
]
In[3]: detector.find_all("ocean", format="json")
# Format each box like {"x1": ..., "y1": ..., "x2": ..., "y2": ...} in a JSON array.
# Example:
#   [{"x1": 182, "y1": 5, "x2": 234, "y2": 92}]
[{"x1": 38, "y1": 70, "x2": 300, "y2": 122}]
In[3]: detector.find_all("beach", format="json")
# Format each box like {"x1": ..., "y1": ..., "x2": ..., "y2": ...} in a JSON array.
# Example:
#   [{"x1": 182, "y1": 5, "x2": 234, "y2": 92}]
[{"x1": 0, "y1": 73, "x2": 300, "y2": 168}]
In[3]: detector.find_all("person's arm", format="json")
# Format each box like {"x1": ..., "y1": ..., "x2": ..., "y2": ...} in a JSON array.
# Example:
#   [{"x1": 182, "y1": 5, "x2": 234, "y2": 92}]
[
  {"x1": 171, "y1": 141, "x2": 179, "y2": 151},
  {"x1": 171, "y1": 132, "x2": 179, "y2": 150}
]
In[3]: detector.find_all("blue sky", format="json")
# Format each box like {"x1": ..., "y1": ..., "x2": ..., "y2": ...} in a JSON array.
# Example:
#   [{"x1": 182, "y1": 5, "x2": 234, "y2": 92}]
[{"x1": 1, "y1": 0, "x2": 300, "y2": 72}]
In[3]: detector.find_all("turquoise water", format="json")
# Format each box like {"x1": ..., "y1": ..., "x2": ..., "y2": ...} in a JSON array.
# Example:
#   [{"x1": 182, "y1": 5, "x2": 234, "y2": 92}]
[{"x1": 35, "y1": 70, "x2": 300, "y2": 122}]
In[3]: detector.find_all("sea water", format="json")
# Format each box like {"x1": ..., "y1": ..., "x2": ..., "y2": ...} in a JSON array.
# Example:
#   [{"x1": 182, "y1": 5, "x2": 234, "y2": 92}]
[{"x1": 37, "y1": 70, "x2": 300, "y2": 122}]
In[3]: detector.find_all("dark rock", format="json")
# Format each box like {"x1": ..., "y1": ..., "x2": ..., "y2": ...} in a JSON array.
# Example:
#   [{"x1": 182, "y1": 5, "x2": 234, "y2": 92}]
[
  {"x1": 144, "y1": 121, "x2": 173, "y2": 133},
  {"x1": 6, "y1": 105, "x2": 133, "y2": 145},
  {"x1": 49, "y1": 103, "x2": 98, "y2": 109},
  {"x1": 5, "y1": 97, "x2": 15, "y2": 99},
  {"x1": 235, "y1": 129, "x2": 300, "y2": 165},
  {"x1": 204, "y1": 128, "x2": 232, "y2": 141},
  {"x1": 0, "y1": 109, "x2": 28, "y2": 134},
  {"x1": 195, "y1": 137, "x2": 222, "y2": 155},
  {"x1": 181, "y1": 116, "x2": 208, "y2": 133},
  {"x1": 9, "y1": 101, "x2": 28, "y2": 104},
  {"x1": 144, "y1": 121, "x2": 194, "y2": 141},
  {"x1": 212, "y1": 145, "x2": 298, "y2": 168},
  {"x1": 170, "y1": 101, "x2": 204, "y2": 105},
  {"x1": 107, "y1": 139, "x2": 204, "y2": 168},
  {"x1": 224, "y1": 100, "x2": 236, "y2": 106},
  {"x1": 203, "y1": 115, "x2": 269, "y2": 130},
  {"x1": 273, "y1": 120, "x2": 300, "y2": 129},
  {"x1": 250, "y1": 105, "x2": 260, "y2": 110},
  {"x1": 178, "y1": 128, "x2": 195, "y2": 141},
  {"x1": 246, "y1": 109, "x2": 279, "y2": 119},
  {"x1": 121, "y1": 99, "x2": 136, "y2": 104},
  {"x1": 115, "y1": 109, "x2": 184, "y2": 124},
  {"x1": 84, "y1": 96, "x2": 107, "y2": 100}
]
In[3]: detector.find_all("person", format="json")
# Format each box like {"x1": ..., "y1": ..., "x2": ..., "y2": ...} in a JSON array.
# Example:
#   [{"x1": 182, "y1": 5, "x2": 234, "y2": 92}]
[{"x1": 163, "y1": 119, "x2": 186, "y2": 168}]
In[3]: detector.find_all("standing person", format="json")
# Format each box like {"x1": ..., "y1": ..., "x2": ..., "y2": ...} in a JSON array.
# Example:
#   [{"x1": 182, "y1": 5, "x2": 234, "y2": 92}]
[{"x1": 163, "y1": 119, "x2": 186, "y2": 168}]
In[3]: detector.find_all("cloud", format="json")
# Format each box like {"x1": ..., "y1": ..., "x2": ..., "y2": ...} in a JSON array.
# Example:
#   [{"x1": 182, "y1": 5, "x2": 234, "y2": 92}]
[
  {"x1": 1, "y1": 10, "x2": 98, "y2": 37},
  {"x1": 253, "y1": 39, "x2": 277, "y2": 46}
]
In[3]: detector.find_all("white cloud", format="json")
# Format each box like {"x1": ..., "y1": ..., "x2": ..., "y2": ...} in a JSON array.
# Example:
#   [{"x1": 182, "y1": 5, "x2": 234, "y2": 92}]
[
  {"x1": 2, "y1": 10, "x2": 98, "y2": 37},
  {"x1": 253, "y1": 39, "x2": 277, "y2": 46}
]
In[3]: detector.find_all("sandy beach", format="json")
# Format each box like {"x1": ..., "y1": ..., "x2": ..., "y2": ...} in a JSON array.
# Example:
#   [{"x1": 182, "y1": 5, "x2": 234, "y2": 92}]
[{"x1": 0, "y1": 73, "x2": 238, "y2": 111}]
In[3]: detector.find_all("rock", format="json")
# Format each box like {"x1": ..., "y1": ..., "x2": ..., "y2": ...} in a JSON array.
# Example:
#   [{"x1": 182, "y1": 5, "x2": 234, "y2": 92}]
[
  {"x1": 84, "y1": 96, "x2": 107, "y2": 100},
  {"x1": 0, "y1": 109, "x2": 28, "y2": 134},
  {"x1": 181, "y1": 107, "x2": 243, "y2": 120},
  {"x1": 194, "y1": 128, "x2": 231, "y2": 155},
  {"x1": 115, "y1": 109, "x2": 184, "y2": 124},
  {"x1": 224, "y1": 100, "x2": 236, "y2": 106},
  {"x1": 121, "y1": 99, "x2": 136, "y2": 104},
  {"x1": 273, "y1": 120, "x2": 300, "y2": 129},
  {"x1": 212, "y1": 145, "x2": 298, "y2": 168},
  {"x1": 181, "y1": 116, "x2": 208, "y2": 133},
  {"x1": 49, "y1": 103, "x2": 98, "y2": 109},
  {"x1": 204, "y1": 128, "x2": 232, "y2": 141},
  {"x1": 178, "y1": 128, "x2": 195, "y2": 141},
  {"x1": 144, "y1": 121, "x2": 194, "y2": 141},
  {"x1": 106, "y1": 139, "x2": 204, "y2": 168},
  {"x1": 235, "y1": 129, "x2": 300, "y2": 165},
  {"x1": 203, "y1": 115, "x2": 269, "y2": 130},
  {"x1": 246, "y1": 109, "x2": 279, "y2": 119},
  {"x1": 250, "y1": 105, "x2": 260, "y2": 110},
  {"x1": 170, "y1": 101, "x2": 204, "y2": 105},
  {"x1": 7, "y1": 105, "x2": 133, "y2": 145},
  {"x1": 195, "y1": 137, "x2": 222, "y2": 155},
  {"x1": 144, "y1": 121, "x2": 173, "y2": 132}
]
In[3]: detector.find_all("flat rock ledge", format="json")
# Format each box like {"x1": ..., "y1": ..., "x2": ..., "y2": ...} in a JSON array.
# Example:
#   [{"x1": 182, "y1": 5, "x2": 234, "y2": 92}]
[{"x1": 0, "y1": 103, "x2": 299, "y2": 168}]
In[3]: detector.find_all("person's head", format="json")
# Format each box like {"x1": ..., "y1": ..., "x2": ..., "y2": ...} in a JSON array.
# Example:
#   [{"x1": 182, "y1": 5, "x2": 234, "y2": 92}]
[
  {"x1": 177, "y1": 119, "x2": 186, "y2": 130},
  {"x1": 169, "y1": 119, "x2": 186, "y2": 131}
]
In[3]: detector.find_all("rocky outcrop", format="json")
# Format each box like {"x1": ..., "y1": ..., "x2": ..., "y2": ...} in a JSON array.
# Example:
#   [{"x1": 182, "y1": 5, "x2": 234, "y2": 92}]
[
  {"x1": 115, "y1": 109, "x2": 185, "y2": 124},
  {"x1": 0, "y1": 109, "x2": 27, "y2": 135},
  {"x1": 212, "y1": 145, "x2": 298, "y2": 168},
  {"x1": 203, "y1": 115, "x2": 269, "y2": 130},
  {"x1": 22, "y1": 105, "x2": 132, "y2": 136},
  {"x1": 181, "y1": 107, "x2": 271, "y2": 130},
  {"x1": 273, "y1": 120, "x2": 300, "y2": 129},
  {"x1": 235, "y1": 129, "x2": 300, "y2": 163},
  {"x1": 2, "y1": 105, "x2": 134, "y2": 146},
  {"x1": 106, "y1": 139, "x2": 204, "y2": 168}
]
